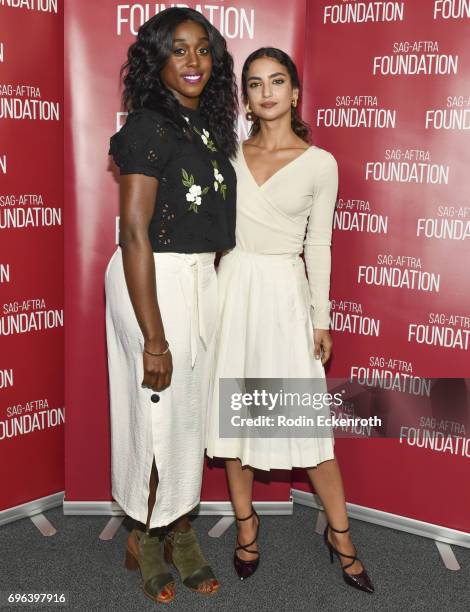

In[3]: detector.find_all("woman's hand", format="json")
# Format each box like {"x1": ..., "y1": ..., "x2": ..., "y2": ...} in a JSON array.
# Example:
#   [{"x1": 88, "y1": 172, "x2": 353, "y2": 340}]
[
  {"x1": 313, "y1": 329, "x2": 333, "y2": 365},
  {"x1": 142, "y1": 340, "x2": 173, "y2": 392}
]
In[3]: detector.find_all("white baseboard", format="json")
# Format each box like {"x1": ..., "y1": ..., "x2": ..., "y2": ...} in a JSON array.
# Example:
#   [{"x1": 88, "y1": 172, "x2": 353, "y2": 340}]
[
  {"x1": 62, "y1": 500, "x2": 123, "y2": 516},
  {"x1": 197, "y1": 500, "x2": 293, "y2": 515},
  {"x1": 291, "y1": 488, "x2": 470, "y2": 549},
  {"x1": 62, "y1": 499, "x2": 293, "y2": 516},
  {"x1": 0, "y1": 492, "x2": 64, "y2": 527},
  {"x1": 7, "y1": 492, "x2": 468, "y2": 549}
]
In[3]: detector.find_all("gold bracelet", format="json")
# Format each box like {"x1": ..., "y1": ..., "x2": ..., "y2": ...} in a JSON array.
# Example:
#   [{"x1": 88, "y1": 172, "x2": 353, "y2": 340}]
[{"x1": 144, "y1": 340, "x2": 169, "y2": 357}]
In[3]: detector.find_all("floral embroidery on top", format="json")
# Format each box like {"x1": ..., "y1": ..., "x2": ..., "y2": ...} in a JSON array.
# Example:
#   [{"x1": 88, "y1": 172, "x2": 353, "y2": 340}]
[
  {"x1": 181, "y1": 113, "x2": 217, "y2": 152},
  {"x1": 193, "y1": 126, "x2": 217, "y2": 152},
  {"x1": 182, "y1": 168, "x2": 209, "y2": 213},
  {"x1": 211, "y1": 160, "x2": 227, "y2": 200}
]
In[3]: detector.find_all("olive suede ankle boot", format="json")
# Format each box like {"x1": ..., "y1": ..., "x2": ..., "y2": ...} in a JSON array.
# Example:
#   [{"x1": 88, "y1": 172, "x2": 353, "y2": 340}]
[
  {"x1": 164, "y1": 525, "x2": 219, "y2": 594},
  {"x1": 125, "y1": 528, "x2": 176, "y2": 604}
]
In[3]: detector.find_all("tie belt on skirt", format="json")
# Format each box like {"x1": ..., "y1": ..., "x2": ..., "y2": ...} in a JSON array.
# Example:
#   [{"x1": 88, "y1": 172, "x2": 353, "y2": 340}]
[
  {"x1": 152, "y1": 251, "x2": 217, "y2": 368},
  {"x1": 105, "y1": 247, "x2": 217, "y2": 368}
]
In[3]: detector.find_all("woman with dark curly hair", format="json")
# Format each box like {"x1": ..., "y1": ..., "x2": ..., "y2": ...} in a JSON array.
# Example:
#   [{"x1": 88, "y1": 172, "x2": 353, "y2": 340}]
[
  {"x1": 206, "y1": 48, "x2": 374, "y2": 593},
  {"x1": 105, "y1": 7, "x2": 237, "y2": 604}
]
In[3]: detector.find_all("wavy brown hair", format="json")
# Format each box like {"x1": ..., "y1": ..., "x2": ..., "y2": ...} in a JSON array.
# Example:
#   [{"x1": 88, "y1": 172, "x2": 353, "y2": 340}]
[{"x1": 241, "y1": 47, "x2": 310, "y2": 143}]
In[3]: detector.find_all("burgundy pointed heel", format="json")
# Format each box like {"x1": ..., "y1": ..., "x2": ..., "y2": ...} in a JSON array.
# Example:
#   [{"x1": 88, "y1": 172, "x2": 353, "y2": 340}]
[
  {"x1": 323, "y1": 523, "x2": 374, "y2": 593},
  {"x1": 233, "y1": 508, "x2": 260, "y2": 581}
]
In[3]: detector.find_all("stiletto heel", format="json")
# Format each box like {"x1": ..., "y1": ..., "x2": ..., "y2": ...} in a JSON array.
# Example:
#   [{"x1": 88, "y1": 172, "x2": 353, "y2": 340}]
[
  {"x1": 323, "y1": 523, "x2": 374, "y2": 593},
  {"x1": 328, "y1": 544, "x2": 334, "y2": 564},
  {"x1": 233, "y1": 508, "x2": 260, "y2": 581}
]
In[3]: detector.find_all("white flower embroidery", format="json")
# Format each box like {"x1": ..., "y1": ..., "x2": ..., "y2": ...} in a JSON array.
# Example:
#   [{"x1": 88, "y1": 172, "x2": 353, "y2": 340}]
[
  {"x1": 211, "y1": 160, "x2": 227, "y2": 200},
  {"x1": 192, "y1": 126, "x2": 217, "y2": 152},
  {"x1": 201, "y1": 129, "x2": 210, "y2": 145},
  {"x1": 182, "y1": 168, "x2": 209, "y2": 213},
  {"x1": 186, "y1": 184, "x2": 202, "y2": 206},
  {"x1": 190, "y1": 184, "x2": 202, "y2": 197},
  {"x1": 213, "y1": 167, "x2": 224, "y2": 192},
  {"x1": 182, "y1": 115, "x2": 190, "y2": 124}
]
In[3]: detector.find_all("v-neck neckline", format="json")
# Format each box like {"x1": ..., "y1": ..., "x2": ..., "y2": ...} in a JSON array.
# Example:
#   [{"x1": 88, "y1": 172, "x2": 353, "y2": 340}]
[{"x1": 241, "y1": 142, "x2": 312, "y2": 189}]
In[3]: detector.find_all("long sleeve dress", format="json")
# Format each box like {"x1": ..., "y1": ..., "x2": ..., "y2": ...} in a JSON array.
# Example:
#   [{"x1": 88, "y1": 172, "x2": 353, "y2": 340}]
[{"x1": 206, "y1": 143, "x2": 338, "y2": 470}]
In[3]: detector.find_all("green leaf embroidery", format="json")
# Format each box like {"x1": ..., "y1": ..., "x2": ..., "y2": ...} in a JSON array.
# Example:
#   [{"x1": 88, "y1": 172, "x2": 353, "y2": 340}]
[
  {"x1": 182, "y1": 168, "x2": 189, "y2": 181},
  {"x1": 192, "y1": 125, "x2": 218, "y2": 152},
  {"x1": 220, "y1": 184, "x2": 227, "y2": 200},
  {"x1": 202, "y1": 186, "x2": 209, "y2": 195}
]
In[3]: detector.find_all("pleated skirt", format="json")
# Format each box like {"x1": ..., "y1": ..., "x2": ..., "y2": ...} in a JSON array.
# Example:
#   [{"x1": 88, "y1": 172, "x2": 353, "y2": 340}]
[
  {"x1": 105, "y1": 247, "x2": 217, "y2": 528},
  {"x1": 206, "y1": 247, "x2": 335, "y2": 470}
]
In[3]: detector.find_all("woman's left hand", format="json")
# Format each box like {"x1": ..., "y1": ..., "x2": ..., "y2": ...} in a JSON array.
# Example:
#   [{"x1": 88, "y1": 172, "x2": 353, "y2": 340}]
[{"x1": 313, "y1": 329, "x2": 333, "y2": 365}]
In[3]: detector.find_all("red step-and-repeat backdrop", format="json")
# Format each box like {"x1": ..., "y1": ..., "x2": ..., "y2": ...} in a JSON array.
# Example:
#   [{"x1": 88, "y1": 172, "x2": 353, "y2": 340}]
[
  {"x1": 64, "y1": 0, "x2": 306, "y2": 507},
  {"x1": 293, "y1": 0, "x2": 470, "y2": 533},
  {"x1": 1, "y1": 0, "x2": 468, "y2": 535},
  {"x1": 0, "y1": 1, "x2": 64, "y2": 515},
  {"x1": 63, "y1": 0, "x2": 469, "y2": 531}
]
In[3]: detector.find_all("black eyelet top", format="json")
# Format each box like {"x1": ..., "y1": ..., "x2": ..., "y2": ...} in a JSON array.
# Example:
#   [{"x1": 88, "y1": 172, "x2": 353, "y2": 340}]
[{"x1": 109, "y1": 105, "x2": 236, "y2": 253}]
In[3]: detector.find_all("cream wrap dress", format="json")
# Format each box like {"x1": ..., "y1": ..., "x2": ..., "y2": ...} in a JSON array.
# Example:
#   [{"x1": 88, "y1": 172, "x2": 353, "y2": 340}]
[{"x1": 206, "y1": 144, "x2": 338, "y2": 470}]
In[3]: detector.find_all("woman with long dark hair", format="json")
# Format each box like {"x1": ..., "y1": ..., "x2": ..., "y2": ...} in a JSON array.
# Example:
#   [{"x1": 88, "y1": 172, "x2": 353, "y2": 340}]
[
  {"x1": 206, "y1": 47, "x2": 374, "y2": 593},
  {"x1": 105, "y1": 7, "x2": 237, "y2": 603}
]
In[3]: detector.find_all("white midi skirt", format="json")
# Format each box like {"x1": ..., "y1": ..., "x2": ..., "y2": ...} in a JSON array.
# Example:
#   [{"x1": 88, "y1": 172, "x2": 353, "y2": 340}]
[
  {"x1": 105, "y1": 247, "x2": 217, "y2": 528},
  {"x1": 206, "y1": 247, "x2": 335, "y2": 471}
]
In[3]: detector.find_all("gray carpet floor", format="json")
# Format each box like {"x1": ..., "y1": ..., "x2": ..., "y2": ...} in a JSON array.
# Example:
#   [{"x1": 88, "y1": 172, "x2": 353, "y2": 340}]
[{"x1": 1, "y1": 505, "x2": 469, "y2": 611}]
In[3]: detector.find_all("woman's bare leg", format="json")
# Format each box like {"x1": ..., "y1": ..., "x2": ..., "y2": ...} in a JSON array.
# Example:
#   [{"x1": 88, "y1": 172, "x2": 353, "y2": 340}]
[
  {"x1": 306, "y1": 456, "x2": 363, "y2": 574},
  {"x1": 145, "y1": 457, "x2": 190, "y2": 535},
  {"x1": 145, "y1": 457, "x2": 158, "y2": 530},
  {"x1": 225, "y1": 458, "x2": 258, "y2": 561},
  {"x1": 135, "y1": 458, "x2": 176, "y2": 600}
]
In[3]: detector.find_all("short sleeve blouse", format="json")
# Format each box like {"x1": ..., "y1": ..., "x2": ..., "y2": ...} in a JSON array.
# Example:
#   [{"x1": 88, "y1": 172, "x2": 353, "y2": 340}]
[{"x1": 109, "y1": 106, "x2": 236, "y2": 253}]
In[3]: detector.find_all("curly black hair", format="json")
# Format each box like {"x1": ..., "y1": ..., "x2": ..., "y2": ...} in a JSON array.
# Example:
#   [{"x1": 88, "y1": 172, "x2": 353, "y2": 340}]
[
  {"x1": 121, "y1": 7, "x2": 238, "y2": 158},
  {"x1": 241, "y1": 47, "x2": 310, "y2": 143}
]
